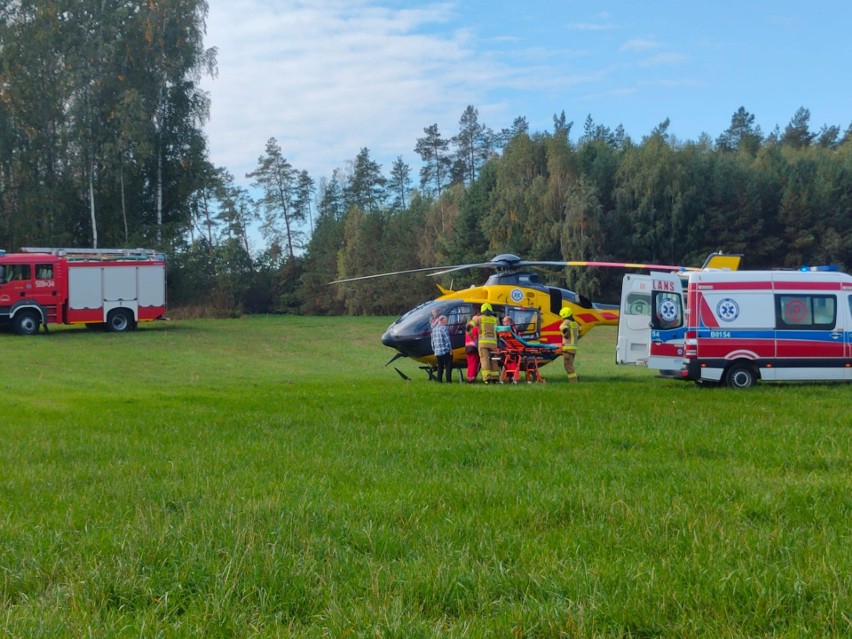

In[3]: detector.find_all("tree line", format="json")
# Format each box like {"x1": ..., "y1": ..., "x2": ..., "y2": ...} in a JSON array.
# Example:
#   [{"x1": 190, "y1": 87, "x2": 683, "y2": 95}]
[
  {"x1": 0, "y1": 0, "x2": 216, "y2": 250},
  {"x1": 2, "y1": 4, "x2": 850, "y2": 315},
  {"x1": 300, "y1": 107, "x2": 852, "y2": 315}
]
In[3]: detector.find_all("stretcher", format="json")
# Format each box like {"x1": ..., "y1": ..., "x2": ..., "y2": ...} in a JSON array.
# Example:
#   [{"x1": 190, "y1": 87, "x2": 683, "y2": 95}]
[{"x1": 496, "y1": 327, "x2": 559, "y2": 383}]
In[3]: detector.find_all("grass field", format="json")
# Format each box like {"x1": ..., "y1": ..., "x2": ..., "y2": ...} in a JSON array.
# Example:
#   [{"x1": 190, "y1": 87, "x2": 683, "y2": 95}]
[{"x1": 0, "y1": 316, "x2": 849, "y2": 638}]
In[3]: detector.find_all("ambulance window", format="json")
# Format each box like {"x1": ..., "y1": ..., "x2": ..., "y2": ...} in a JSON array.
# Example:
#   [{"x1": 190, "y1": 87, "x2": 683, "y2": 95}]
[
  {"x1": 36, "y1": 264, "x2": 54, "y2": 279},
  {"x1": 651, "y1": 292, "x2": 682, "y2": 329},
  {"x1": 625, "y1": 293, "x2": 651, "y2": 316},
  {"x1": 776, "y1": 294, "x2": 836, "y2": 329},
  {"x1": 813, "y1": 297, "x2": 835, "y2": 324}
]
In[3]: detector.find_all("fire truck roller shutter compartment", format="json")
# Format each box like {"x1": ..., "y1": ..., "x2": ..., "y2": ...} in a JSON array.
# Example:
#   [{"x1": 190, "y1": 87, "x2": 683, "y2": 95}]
[
  {"x1": 68, "y1": 265, "x2": 103, "y2": 311},
  {"x1": 103, "y1": 266, "x2": 138, "y2": 302},
  {"x1": 138, "y1": 265, "x2": 166, "y2": 308}
]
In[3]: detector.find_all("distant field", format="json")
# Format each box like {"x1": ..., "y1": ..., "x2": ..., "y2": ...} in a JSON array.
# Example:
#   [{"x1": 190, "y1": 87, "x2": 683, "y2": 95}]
[{"x1": 0, "y1": 317, "x2": 849, "y2": 638}]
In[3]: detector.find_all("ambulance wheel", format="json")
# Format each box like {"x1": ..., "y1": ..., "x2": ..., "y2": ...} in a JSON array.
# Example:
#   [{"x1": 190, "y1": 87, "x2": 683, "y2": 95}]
[
  {"x1": 725, "y1": 363, "x2": 756, "y2": 389},
  {"x1": 107, "y1": 309, "x2": 135, "y2": 333},
  {"x1": 13, "y1": 310, "x2": 40, "y2": 335}
]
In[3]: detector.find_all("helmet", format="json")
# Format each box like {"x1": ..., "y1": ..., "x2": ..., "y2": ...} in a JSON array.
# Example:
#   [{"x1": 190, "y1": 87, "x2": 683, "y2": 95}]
[
  {"x1": 480, "y1": 303, "x2": 493, "y2": 313},
  {"x1": 559, "y1": 307, "x2": 573, "y2": 319}
]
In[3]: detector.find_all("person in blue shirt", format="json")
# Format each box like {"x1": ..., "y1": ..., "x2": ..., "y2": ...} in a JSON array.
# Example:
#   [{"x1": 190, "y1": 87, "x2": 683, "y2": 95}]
[{"x1": 430, "y1": 315, "x2": 453, "y2": 383}]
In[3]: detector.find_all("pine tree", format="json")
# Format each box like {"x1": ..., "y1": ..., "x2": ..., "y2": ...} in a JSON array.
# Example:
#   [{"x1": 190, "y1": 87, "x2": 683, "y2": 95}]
[
  {"x1": 344, "y1": 148, "x2": 385, "y2": 212},
  {"x1": 717, "y1": 107, "x2": 762, "y2": 154},
  {"x1": 452, "y1": 105, "x2": 495, "y2": 186},
  {"x1": 781, "y1": 107, "x2": 816, "y2": 148},
  {"x1": 415, "y1": 124, "x2": 452, "y2": 198},
  {"x1": 388, "y1": 157, "x2": 412, "y2": 211},
  {"x1": 247, "y1": 138, "x2": 305, "y2": 261}
]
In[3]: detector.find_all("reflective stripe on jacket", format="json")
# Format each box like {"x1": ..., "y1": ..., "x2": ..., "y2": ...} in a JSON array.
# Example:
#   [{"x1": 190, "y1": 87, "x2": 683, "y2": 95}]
[
  {"x1": 560, "y1": 319, "x2": 579, "y2": 352},
  {"x1": 478, "y1": 315, "x2": 498, "y2": 347}
]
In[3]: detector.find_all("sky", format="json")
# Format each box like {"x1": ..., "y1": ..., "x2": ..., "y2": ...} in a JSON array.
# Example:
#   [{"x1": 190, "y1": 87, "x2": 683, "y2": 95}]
[{"x1": 200, "y1": 0, "x2": 852, "y2": 189}]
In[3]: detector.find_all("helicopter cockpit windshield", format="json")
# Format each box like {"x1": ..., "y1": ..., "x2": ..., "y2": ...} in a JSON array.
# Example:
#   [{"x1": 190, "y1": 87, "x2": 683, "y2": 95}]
[
  {"x1": 382, "y1": 300, "x2": 475, "y2": 359},
  {"x1": 389, "y1": 300, "x2": 473, "y2": 337}
]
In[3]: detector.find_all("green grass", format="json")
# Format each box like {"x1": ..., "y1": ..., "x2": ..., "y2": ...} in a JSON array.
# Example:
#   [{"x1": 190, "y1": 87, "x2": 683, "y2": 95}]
[{"x1": 0, "y1": 317, "x2": 849, "y2": 638}]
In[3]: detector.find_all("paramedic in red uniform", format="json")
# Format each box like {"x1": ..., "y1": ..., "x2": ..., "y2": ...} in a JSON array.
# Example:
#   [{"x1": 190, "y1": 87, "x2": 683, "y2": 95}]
[
  {"x1": 464, "y1": 315, "x2": 480, "y2": 383},
  {"x1": 560, "y1": 307, "x2": 580, "y2": 382}
]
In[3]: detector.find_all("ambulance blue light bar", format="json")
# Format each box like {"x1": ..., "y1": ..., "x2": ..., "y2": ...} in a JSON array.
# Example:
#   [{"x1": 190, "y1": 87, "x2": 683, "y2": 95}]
[{"x1": 799, "y1": 265, "x2": 839, "y2": 272}]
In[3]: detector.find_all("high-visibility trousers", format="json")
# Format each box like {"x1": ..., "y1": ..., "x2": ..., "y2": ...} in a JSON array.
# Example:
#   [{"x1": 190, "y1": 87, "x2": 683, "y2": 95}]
[
  {"x1": 563, "y1": 351, "x2": 579, "y2": 382},
  {"x1": 479, "y1": 345, "x2": 499, "y2": 381}
]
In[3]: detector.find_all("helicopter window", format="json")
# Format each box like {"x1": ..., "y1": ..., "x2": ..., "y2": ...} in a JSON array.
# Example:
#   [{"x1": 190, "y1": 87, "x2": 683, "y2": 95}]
[
  {"x1": 392, "y1": 301, "x2": 474, "y2": 337},
  {"x1": 446, "y1": 305, "x2": 472, "y2": 335},
  {"x1": 548, "y1": 289, "x2": 563, "y2": 315},
  {"x1": 393, "y1": 300, "x2": 446, "y2": 335},
  {"x1": 517, "y1": 274, "x2": 541, "y2": 285},
  {"x1": 576, "y1": 293, "x2": 593, "y2": 309},
  {"x1": 503, "y1": 308, "x2": 539, "y2": 338}
]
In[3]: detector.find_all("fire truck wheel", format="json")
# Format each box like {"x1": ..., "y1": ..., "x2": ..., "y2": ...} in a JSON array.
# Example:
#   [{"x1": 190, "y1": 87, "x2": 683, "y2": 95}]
[
  {"x1": 725, "y1": 363, "x2": 756, "y2": 389},
  {"x1": 13, "y1": 310, "x2": 41, "y2": 335},
  {"x1": 107, "y1": 309, "x2": 135, "y2": 333}
]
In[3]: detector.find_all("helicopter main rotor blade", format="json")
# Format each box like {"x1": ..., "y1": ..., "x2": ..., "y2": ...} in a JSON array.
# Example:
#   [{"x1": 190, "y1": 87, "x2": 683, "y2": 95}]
[
  {"x1": 329, "y1": 265, "x2": 456, "y2": 284},
  {"x1": 518, "y1": 260, "x2": 695, "y2": 271},
  {"x1": 428, "y1": 259, "x2": 694, "y2": 277},
  {"x1": 428, "y1": 262, "x2": 500, "y2": 277},
  {"x1": 332, "y1": 256, "x2": 703, "y2": 284}
]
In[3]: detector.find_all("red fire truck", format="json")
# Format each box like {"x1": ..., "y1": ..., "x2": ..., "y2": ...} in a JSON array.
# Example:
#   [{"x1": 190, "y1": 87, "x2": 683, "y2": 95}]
[
  {"x1": 0, "y1": 247, "x2": 166, "y2": 335},
  {"x1": 617, "y1": 267, "x2": 852, "y2": 387}
]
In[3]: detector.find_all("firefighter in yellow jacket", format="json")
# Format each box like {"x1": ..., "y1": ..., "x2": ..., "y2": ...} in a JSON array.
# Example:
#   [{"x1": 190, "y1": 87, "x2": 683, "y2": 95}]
[
  {"x1": 559, "y1": 307, "x2": 580, "y2": 383},
  {"x1": 468, "y1": 303, "x2": 500, "y2": 384}
]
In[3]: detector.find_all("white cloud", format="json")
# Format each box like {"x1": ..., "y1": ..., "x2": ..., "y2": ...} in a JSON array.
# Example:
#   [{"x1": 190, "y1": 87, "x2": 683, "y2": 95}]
[
  {"x1": 202, "y1": 1, "x2": 509, "y2": 181},
  {"x1": 619, "y1": 39, "x2": 661, "y2": 53},
  {"x1": 637, "y1": 52, "x2": 687, "y2": 67},
  {"x1": 567, "y1": 21, "x2": 617, "y2": 31},
  {"x1": 638, "y1": 78, "x2": 704, "y2": 88}
]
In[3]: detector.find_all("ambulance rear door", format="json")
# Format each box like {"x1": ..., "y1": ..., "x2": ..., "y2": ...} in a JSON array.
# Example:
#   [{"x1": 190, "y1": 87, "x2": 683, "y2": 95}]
[
  {"x1": 616, "y1": 274, "x2": 653, "y2": 365},
  {"x1": 648, "y1": 271, "x2": 687, "y2": 370}
]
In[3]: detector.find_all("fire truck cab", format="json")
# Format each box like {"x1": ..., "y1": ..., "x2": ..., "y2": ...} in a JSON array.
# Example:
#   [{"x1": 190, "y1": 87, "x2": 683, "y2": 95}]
[
  {"x1": 617, "y1": 268, "x2": 852, "y2": 387},
  {"x1": 0, "y1": 247, "x2": 166, "y2": 335}
]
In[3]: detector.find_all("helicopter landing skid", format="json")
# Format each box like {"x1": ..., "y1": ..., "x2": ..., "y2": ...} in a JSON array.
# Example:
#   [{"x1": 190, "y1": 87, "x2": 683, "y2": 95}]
[{"x1": 420, "y1": 365, "x2": 437, "y2": 381}]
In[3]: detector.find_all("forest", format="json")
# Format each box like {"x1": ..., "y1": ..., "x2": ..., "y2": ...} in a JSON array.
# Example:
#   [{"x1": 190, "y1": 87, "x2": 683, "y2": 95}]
[{"x1": 2, "y1": 2, "x2": 851, "y2": 316}]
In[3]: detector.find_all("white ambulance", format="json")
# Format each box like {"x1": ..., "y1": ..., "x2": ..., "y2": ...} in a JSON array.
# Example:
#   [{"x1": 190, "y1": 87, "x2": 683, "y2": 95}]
[{"x1": 617, "y1": 267, "x2": 852, "y2": 387}]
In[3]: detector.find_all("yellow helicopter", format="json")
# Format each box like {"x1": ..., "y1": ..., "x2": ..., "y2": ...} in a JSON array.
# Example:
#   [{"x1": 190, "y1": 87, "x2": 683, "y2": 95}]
[{"x1": 332, "y1": 252, "x2": 741, "y2": 379}]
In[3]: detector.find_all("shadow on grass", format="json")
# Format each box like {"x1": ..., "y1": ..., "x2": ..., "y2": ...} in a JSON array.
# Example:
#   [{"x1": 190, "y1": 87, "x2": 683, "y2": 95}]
[
  {"x1": 573, "y1": 374, "x2": 679, "y2": 386},
  {"x1": 2, "y1": 319, "x2": 198, "y2": 339}
]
